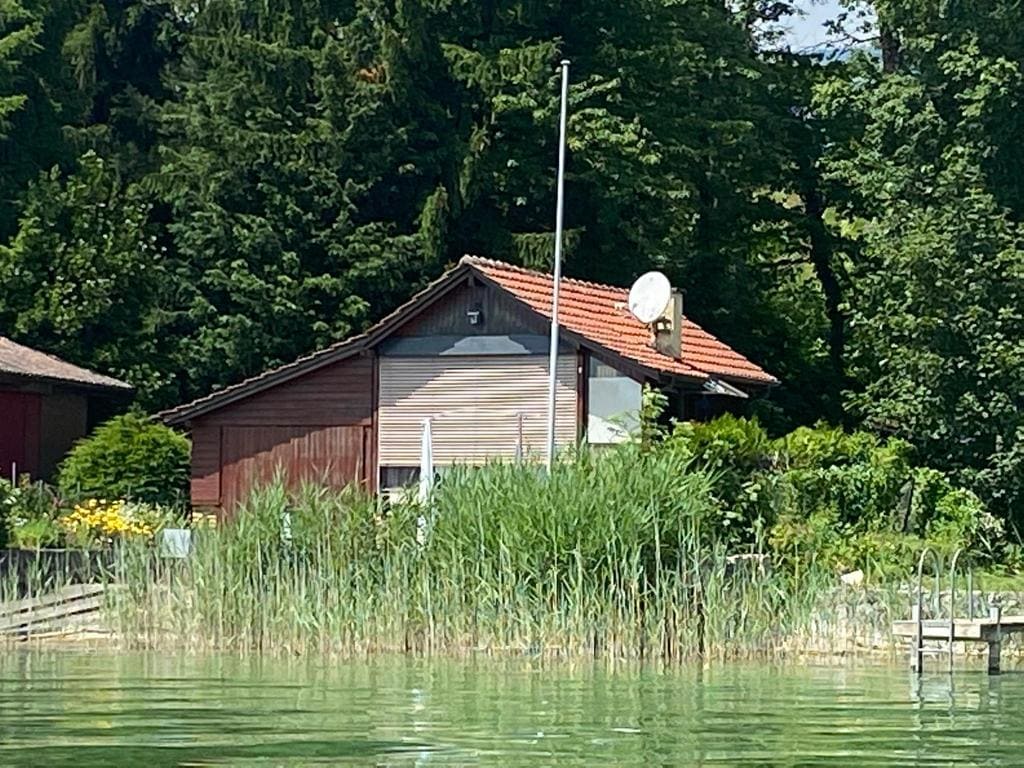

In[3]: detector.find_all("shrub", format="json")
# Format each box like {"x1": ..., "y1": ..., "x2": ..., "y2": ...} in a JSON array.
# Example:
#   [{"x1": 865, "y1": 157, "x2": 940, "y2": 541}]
[
  {"x1": 0, "y1": 479, "x2": 12, "y2": 549},
  {"x1": 1, "y1": 477, "x2": 64, "y2": 550},
  {"x1": 667, "y1": 415, "x2": 774, "y2": 540},
  {"x1": 57, "y1": 413, "x2": 190, "y2": 507},
  {"x1": 11, "y1": 517, "x2": 62, "y2": 550},
  {"x1": 668, "y1": 415, "x2": 1009, "y2": 576}
]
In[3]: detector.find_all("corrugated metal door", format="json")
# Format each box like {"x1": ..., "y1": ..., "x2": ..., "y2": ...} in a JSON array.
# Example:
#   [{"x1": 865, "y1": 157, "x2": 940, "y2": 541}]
[{"x1": 378, "y1": 356, "x2": 577, "y2": 465}]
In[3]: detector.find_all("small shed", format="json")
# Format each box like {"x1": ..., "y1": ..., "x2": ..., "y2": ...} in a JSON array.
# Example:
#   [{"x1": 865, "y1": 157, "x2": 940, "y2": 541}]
[
  {"x1": 161, "y1": 257, "x2": 778, "y2": 513},
  {"x1": 0, "y1": 337, "x2": 133, "y2": 481}
]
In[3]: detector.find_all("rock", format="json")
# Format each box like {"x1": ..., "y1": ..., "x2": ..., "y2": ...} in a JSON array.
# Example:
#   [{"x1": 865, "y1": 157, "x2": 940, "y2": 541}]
[{"x1": 841, "y1": 570, "x2": 865, "y2": 587}]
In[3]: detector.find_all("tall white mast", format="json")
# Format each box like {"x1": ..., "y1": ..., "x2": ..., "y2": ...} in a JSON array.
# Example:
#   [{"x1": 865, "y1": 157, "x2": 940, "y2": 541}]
[{"x1": 545, "y1": 59, "x2": 571, "y2": 472}]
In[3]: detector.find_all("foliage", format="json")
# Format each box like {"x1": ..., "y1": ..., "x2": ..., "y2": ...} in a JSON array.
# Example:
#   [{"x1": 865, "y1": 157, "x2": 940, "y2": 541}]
[
  {"x1": 0, "y1": 476, "x2": 62, "y2": 549},
  {"x1": 815, "y1": 3, "x2": 1024, "y2": 527},
  {"x1": 0, "y1": 152, "x2": 175, "y2": 403},
  {"x1": 1, "y1": 474, "x2": 177, "y2": 550},
  {"x1": 110, "y1": 452, "x2": 842, "y2": 659},
  {"x1": 668, "y1": 416, "x2": 1005, "y2": 578},
  {"x1": 10, "y1": 517, "x2": 61, "y2": 550},
  {"x1": 2, "y1": 476, "x2": 62, "y2": 544},
  {"x1": 638, "y1": 384, "x2": 669, "y2": 449},
  {"x1": 0, "y1": 479, "x2": 12, "y2": 548},
  {"x1": 0, "y1": 0, "x2": 1021, "y2": 534},
  {"x1": 57, "y1": 413, "x2": 190, "y2": 507},
  {"x1": 0, "y1": 0, "x2": 40, "y2": 134}
]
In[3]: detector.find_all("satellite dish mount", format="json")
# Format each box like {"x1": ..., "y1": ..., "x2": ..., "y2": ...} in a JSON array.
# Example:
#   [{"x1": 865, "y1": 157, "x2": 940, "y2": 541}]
[{"x1": 628, "y1": 271, "x2": 682, "y2": 359}]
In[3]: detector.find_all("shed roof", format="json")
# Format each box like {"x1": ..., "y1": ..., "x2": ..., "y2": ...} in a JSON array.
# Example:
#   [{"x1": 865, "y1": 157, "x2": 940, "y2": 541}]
[
  {"x1": 161, "y1": 256, "x2": 776, "y2": 425},
  {"x1": 0, "y1": 336, "x2": 132, "y2": 392}
]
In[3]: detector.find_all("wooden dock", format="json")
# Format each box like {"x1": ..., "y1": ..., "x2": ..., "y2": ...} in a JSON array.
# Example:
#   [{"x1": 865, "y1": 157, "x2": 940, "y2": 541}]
[
  {"x1": 892, "y1": 615, "x2": 1024, "y2": 642},
  {"x1": 892, "y1": 547, "x2": 1023, "y2": 675},
  {"x1": 893, "y1": 607, "x2": 1021, "y2": 675},
  {"x1": 0, "y1": 583, "x2": 107, "y2": 638}
]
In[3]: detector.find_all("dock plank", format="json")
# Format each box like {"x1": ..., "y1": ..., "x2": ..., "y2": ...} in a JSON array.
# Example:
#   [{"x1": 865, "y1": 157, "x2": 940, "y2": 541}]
[
  {"x1": 892, "y1": 616, "x2": 1024, "y2": 642},
  {"x1": 0, "y1": 595, "x2": 106, "y2": 634},
  {"x1": 0, "y1": 584, "x2": 106, "y2": 620}
]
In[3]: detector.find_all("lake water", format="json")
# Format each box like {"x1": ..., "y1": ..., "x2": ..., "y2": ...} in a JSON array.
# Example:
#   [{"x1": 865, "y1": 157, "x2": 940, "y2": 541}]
[{"x1": 0, "y1": 651, "x2": 1021, "y2": 766}]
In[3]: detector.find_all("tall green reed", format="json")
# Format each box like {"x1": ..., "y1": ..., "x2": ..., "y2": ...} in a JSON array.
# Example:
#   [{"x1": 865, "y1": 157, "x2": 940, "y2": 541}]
[{"x1": 108, "y1": 445, "x2": 860, "y2": 660}]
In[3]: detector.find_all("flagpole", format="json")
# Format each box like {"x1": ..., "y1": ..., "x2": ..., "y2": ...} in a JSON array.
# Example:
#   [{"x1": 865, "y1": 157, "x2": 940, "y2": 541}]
[{"x1": 546, "y1": 59, "x2": 570, "y2": 472}]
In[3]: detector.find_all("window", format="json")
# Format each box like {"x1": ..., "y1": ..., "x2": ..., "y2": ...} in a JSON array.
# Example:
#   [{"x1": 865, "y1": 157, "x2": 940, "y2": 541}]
[
  {"x1": 380, "y1": 465, "x2": 462, "y2": 491},
  {"x1": 587, "y1": 359, "x2": 641, "y2": 444},
  {"x1": 380, "y1": 465, "x2": 420, "y2": 490}
]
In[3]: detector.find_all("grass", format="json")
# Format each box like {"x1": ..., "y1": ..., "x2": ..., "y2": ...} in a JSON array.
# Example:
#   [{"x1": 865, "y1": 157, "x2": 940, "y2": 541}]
[{"x1": 103, "y1": 446, "x2": 903, "y2": 661}]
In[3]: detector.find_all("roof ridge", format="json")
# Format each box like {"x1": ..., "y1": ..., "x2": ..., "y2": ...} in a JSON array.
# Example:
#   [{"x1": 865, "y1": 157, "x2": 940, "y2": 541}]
[{"x1": 460, "y1": 254, "x2": 629, "y2": 295}]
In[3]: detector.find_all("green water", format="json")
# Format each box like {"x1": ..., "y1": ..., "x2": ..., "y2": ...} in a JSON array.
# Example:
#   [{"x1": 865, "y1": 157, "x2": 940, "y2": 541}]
[{"x1": 0, "y1": 652, "x2": 1022, "y2": 766}]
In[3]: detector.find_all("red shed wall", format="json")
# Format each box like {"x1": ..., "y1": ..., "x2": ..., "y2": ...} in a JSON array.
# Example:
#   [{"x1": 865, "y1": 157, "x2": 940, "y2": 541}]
[{"x1": 188, "y1": 354, "x2": 375, "y2": 513}]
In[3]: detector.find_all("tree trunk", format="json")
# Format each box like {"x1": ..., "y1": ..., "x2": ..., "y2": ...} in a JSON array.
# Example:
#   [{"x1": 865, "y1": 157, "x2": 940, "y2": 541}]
[
  {"x1": 880, "y1": 24, "x2": 901, "y2": 73},
  {"x1": 802, "y1": 179, "x2": 849, "y2": 423}
]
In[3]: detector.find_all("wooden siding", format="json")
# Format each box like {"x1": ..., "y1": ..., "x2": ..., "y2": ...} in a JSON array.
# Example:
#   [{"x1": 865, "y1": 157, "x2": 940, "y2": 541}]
[
  {"x1": 220, "y1": 425, "x2": 370, "y2": 513},
  {"x1": 198, "y1": 355, "x2": 374, "y2": 427},
  {"x1": 190, "y1": 424, "x2": 221, "y2": 506},
  {"x1": 187, "y1": 353, "x2": 375, "y2": 511},
  {"x1": 38, "y1": 393, "x2": 88, "y2": 480},
  {"x1": 378, "y1": 355, "x2": 578, "y2": 466},
  {"x1": 393, "y1": 280, "x2": 548, "y2": 338}
]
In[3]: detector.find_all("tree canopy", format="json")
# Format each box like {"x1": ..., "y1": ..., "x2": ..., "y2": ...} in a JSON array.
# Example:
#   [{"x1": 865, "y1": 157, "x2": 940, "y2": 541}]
[{"x1": 0, "y1": 0, "x2": 1021, "y2": 525}]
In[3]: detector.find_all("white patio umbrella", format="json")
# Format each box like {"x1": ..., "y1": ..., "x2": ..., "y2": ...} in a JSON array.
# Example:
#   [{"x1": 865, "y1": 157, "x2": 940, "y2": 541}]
[
  {"x1": 416, "y1": 417, "x2": 434, "y2": 545},
  {"x1": 418, "y1": 416, "x2": 434, "y2": 503}
]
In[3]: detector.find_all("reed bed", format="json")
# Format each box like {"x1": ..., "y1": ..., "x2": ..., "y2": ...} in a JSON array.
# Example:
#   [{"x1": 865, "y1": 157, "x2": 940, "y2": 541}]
[{"x1": 105, "y1": 447, "x2": 898, "y2": 660}]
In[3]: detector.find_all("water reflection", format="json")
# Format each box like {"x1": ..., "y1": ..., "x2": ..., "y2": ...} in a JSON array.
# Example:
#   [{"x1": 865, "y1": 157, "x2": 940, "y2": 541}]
[{"x1": 0, "y1": 652, "x2": 1020, "y2": 766}]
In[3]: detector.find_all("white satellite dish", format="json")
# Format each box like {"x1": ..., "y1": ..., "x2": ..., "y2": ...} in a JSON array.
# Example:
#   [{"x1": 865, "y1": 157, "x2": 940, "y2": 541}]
[{"x1": 628, "y1": 271, "x2": 672, "y2": 324}]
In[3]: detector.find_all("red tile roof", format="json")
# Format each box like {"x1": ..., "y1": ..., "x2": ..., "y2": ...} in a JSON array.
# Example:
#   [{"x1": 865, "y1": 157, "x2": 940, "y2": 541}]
[
  {"x1": 463, "y1": 257, "x2": 777, "y2": 386},
  {"x1": 0, "y1": 336, "x2": 132, "y2": 391}
]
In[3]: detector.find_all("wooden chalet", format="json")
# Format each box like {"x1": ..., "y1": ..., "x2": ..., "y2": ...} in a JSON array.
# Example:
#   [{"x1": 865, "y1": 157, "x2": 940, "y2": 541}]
[
  {"x1": 0, "y1": 337, "x2": 132, "y2": 481},
  {"x1": 161, "y1": 257, "x2": 778, "y2": 512}
]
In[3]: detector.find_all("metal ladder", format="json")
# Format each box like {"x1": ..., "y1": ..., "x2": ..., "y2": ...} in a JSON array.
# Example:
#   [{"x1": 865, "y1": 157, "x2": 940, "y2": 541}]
[{"x1": 912, "y1": 547, "x2": 974, "y2": 674}]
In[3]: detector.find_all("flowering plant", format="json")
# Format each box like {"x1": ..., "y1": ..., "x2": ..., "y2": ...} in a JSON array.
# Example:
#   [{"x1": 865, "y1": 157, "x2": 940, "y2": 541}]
[{"x1": 59, "y1": 499, "x2": 156, "y2": 547}]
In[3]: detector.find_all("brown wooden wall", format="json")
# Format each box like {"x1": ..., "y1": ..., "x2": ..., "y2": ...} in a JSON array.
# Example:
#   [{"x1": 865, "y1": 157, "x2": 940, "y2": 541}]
[
  {"x1": 190, "y1": 424, "x2": 221, "y2": 507},
  {"x1": 197, "y1": 356, "x2": 374, "y2": 426},
  {"x1": 219, "y1": 425, "x2": 371, "y2": 512},
  {"x1": 394, "y1": 280, "x2": 547, "y2": 337},
  {"x1": 188, "y1": 354, "x2": 376, "y2": 513}
]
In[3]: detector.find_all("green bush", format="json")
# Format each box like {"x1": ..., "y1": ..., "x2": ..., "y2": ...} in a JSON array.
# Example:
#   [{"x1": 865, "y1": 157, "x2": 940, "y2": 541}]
[
  {"x1": 0, "y1": 477, "x2": 64, "y2": 550},
  {"x1": 0, "y1": 480, "x2": 12, "y2": 549},
  {"x1": 668, "y1": 415, "x2": 1009, "y2": 577},
  {"x1": 667, "y1": 415, "x2": 774, "y2": 538},
  {"x1": 57, "y1": 413, "x2": 190, "y2": 507}
]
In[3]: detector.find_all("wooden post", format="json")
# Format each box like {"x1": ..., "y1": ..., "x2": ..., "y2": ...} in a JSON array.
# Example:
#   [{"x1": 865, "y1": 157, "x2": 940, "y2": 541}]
[
  {"x1": 988, "y1": 603, "x2": 1002, "y2": 676},
  {"x1": 988, "y1": 639, "x2": 1001, "y2": 676},
  {"x1": 912, "y1": 601, "x2": 923, "y2": 673}
]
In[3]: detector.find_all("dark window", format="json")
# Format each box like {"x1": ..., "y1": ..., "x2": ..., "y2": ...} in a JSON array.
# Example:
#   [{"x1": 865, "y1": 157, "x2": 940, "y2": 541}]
[{"x1": 380, "y1": 466, "x2": 420, "y2": 489}]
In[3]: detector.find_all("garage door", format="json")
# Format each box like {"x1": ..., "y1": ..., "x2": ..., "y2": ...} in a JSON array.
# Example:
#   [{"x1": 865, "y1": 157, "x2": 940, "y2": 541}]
[{"x1": 377, "y1": 355, "x2": 577, "y2": 466}]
